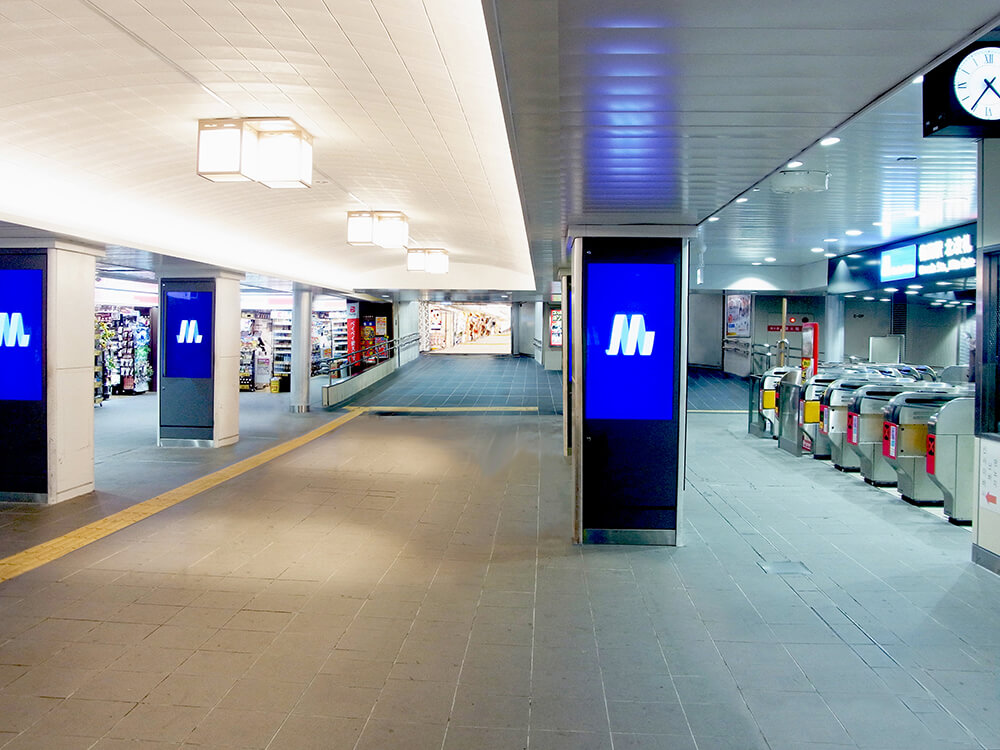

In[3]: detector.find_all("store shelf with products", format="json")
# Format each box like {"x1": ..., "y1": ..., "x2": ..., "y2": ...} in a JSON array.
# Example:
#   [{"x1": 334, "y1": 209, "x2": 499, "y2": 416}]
[
  {"x1": 240, "y1": 312, "x2": 275, "y2": 391},
  {"x1": 271, "y1": 310, "x2": 292, "y2": 377},
  {"x1": 311, "y1": 311, "x2": 348, "y2": 375},
  {"x1": 95, "y1": 306, "x2": 153, "y2": 396}
]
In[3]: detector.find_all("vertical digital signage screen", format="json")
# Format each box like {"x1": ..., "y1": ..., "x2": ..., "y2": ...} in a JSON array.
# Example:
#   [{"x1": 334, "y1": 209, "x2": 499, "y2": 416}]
[
  {"x1": 163, "y1": 290, "x2": 213, "y2": 379},
  {"x1": 585, "y1": 262, "x2": 676, "y2": 421},
  {"x1": 0, "y1": 268, "x2": 44, "y2": 401}
]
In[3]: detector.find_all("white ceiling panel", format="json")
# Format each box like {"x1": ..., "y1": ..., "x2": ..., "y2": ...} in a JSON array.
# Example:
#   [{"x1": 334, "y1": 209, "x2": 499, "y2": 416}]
[{"x1": 0, "y1": 0, "x2": 534, "y2": 291}]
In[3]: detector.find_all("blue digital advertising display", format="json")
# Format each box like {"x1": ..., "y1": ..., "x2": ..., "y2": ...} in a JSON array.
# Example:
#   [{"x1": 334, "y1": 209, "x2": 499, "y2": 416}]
[
  {"x1": 880, "y1": 244, "x2": 917, "y2": 282},
  {"x1": 163, "y1": 290, "x2": 213, "y2": 379},
  {"x1": 0, "y1": 269, "x2": 44, "y2": 401},
  {"x1": 585, "y1": 263, "x2": 676, "y2": 421}
]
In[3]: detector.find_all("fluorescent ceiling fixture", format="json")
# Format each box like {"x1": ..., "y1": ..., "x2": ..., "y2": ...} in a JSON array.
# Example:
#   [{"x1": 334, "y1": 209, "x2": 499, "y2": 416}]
[
  {"x1": 844, "y1": 294, "x2": 856, "y2": 298},
  {"x1": 913, "y1": 75, "x2": 924, "y2": 84},
  {"x1": 905, "y1": 290, "x2": 918, "y2": 295},
  {"x1": 764, "y1": 257, "x2": 776, "y2": 262},
  {"x1": 347, "y1": 211, "x2": 374, "y2": 245},
  {"x1": 884, "y1": 287, "x2": 898, "y2": 292},
  {"x1": 810, "y1": 247, "x2": 825, "y2": 253},
  {"x1": 863, "y1": 296, "x2": 875, "y2": 301},
  {"x1": 820, "y1": 137, "x2": 840, "y2": 146},
  {"x1": 707, "y1": 216, "x2": 720, "y2": 222},
  {"x1": 824, "y1": 238, "x2": 838, "y2": 242},
  {"x1": 197, "y1": 117, "x2": 312, "y2": 188},
  {"x1": 845, "y1": 229, "x2": 863, "y2": 236},
  {"x1": 936, "y1": 281, "x2": 951, "y2": 286},
  {"x1": 847, "y1": 253, "x2": 862, "y2": 258},
  {"x1": 963, "y1": 301, "x2": 974, "y2": 306},
  {"x1": 735, "y1": 197, "x2": 748, "y2": 203},
  {"x1": 931, "y1": 301, "x2": 944, "y2": 306},
  {"x1": 787, "y1": 160, "x2": 803, "y2": 168},
  {"x1": 751, "y1": 262, "x2": 762, "y2": 266},
  {"x1": 824, "y1": 252, "x2": 835, "y2": 258},
  {"x1": 872, "y1": 222, "x2": 882, "y2": 227},
  {"x1": 907, "y1": 284, "x2": 923, "y2": 289},
  {"x1": 372, "y1": 211, "x2": 409, "y2": 249},
  {"x1": 879, "y1": 298, "x2": 891, "y2": 302},
  {"x1": 405, "y1": 247, "x2": 427, "y2": 271},
  {"x1": 425, "y1": 248, "x2": 449, "y2": 274}
]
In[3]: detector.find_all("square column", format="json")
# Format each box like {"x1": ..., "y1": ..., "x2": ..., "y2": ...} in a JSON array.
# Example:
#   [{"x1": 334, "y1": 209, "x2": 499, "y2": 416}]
[
  {"x1": 0, "y1": 240, "x2": 103, "y2": 503},
  {"x1": 158, "y1": 272, "x2": 241, "y2": 448}
]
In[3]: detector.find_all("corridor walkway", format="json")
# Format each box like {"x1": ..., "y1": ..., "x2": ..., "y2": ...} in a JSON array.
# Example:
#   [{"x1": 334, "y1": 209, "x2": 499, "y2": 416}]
[{"x1": 0, "y1": 406, "x2": 997, "y2": 748}]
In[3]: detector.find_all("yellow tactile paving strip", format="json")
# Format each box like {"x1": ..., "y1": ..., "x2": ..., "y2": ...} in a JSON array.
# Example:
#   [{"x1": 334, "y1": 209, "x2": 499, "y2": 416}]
[{"x1": 0, "y1": 405, "x2": 544, "y2": 584}]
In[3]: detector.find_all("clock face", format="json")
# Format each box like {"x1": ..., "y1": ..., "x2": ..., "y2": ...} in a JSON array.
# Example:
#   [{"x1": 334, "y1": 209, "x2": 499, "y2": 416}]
[{"x1": 954, "y1": 46, "x2": 1000, "y2": 120}]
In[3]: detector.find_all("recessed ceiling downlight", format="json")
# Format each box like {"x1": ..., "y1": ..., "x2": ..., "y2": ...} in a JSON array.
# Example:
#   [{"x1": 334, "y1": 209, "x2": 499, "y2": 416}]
[{"x1": 820, "y1": 137, "x2": 840, "y2": 147}]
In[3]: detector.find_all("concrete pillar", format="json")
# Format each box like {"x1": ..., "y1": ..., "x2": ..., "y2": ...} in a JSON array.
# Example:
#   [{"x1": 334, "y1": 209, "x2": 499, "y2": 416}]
[
  {"x1": 0, "y1": 239, "x2": 103, "y2": 503},
  {"x1": 510, "y1": 302, "x2": 521, "y2": 355},
  {"x1": 824, "y1": 294, "x2": 845, "y2": 363},
  {"x1": 290, "y1": 283, "x2": 313, "y2": 413}
]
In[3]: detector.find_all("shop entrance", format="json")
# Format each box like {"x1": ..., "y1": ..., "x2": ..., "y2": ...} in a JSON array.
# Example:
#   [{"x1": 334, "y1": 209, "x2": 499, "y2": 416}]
[{"x1": 421, "y1": 302, "x2": 512, "y2": 354}]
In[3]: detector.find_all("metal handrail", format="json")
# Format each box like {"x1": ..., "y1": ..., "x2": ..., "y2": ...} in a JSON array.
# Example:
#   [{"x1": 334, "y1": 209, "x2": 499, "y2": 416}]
[{"x1": 319, "y1": 332, "x2": 420, "y2": 385}]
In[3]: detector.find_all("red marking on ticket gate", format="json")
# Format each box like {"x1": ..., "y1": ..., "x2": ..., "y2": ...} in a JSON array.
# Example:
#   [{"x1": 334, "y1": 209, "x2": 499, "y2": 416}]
[
  {"x1": 882, "y1": 422, "x2": 898, "y2": 459},
  {"x1": 819, "y1": 405, "x2": 829, "y2": 434},
  {"x1": 926, "y1": 434, "x2": 936, "y2": 475},
  {"x1": 847, "y1": 412, "x2": 860, "y2": 444},
  {"x1": 988, "y1": 493, "x2": 998, "y2": 505}
]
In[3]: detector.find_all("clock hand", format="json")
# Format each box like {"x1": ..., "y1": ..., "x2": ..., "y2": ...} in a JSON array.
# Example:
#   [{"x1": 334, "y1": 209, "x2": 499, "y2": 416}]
[
  {"x1": 985, "y1": 77, "x2": 1000, "y2": 101},
  {"x1": 971, "y1": 80, "x2": 993, "y2": 112}
]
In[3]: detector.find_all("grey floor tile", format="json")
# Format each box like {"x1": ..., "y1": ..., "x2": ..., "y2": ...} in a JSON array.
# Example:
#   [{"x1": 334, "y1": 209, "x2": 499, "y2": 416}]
[{"x1": 742, "y1": 690, "x2": 852, "y2": 745}]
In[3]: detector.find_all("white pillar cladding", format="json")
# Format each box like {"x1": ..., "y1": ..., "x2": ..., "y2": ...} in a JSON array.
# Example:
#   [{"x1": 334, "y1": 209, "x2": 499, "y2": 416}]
[
  {"x1": 824, "y1": 294, "x2": 845, "y2": 363},
  {"x1": 290, "y1": 283, "x2": 313, "y2": 413},
  {"x1": 0, "y1": 238, "x2": 104, "y2": 503},
  {"x1": 212, "y1": 275, "x2": 241, "y2": 445},
  {"x1": 974, "y1": 140, "x2": 1000, "y2": 570}
]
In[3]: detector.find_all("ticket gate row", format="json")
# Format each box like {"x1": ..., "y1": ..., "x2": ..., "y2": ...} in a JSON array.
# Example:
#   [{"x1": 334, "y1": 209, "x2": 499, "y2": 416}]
[{"x1": 751, "y1": 364, "x2": 976, "y2": 525}]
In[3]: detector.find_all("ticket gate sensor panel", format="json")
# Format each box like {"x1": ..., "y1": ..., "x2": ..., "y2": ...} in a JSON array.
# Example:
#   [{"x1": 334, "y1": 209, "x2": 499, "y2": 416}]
[
  {"x1": 927, "y1": 398, "x2": 976, "y2": 524},
  {"x1": 882, "y1": 392, "x2": 966, "y2": 505}
]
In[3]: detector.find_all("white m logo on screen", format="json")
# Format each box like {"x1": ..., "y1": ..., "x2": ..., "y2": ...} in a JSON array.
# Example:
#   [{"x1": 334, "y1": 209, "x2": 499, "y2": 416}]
[
  {"x1": 0, "y1": 313, "x2": 30, "y2": 348},
  {"x1": 176, "y1": 319, "x2": 203, "y2": 344},
  {"x1": 605, "y1": 314, "x2": 655, "y2": 356}
]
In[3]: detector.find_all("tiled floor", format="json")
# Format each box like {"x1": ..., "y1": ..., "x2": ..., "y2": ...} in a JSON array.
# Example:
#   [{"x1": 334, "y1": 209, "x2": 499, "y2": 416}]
[
  {"x1": 0, "y1": 407, "x2": 997, "y2": 749},
  {"x1": 351, "y1": 354, "x2": 562, "y2": 414},
  {"x1": 687, "y1": 367, "x2": 748, "y2": 411}
]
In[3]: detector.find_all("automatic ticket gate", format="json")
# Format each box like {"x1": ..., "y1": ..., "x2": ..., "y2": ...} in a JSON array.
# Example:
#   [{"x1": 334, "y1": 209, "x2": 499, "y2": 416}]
[
  {"x1": 927, "y1": 398, "x2": 976, "y2": 524},
  {"x1": 800, "y1": 371, "x2": 854, "y2": 459},
  {"x1": 881, "y1": 390, "x2": 968, "y2": 505},
  {"x1": 822, "y1": 377, "x2": 903, "y2": 471},
  {"x1": 846, "y1": 383, "x2": 951, "y2": 486},
  {"x1": 758, "y1": 367, "x2": 797, "y2": 438}
]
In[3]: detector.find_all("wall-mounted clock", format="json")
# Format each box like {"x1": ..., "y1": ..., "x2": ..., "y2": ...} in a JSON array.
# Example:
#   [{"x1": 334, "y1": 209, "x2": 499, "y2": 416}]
[{"x1": 924, "y1": 42, "x2": 1000, "y2": 137}]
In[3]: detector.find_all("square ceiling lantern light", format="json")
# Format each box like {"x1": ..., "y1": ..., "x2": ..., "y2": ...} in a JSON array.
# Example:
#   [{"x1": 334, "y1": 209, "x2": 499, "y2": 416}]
[
  {"x1": 197, "y1": 119, "x2": 257, "y2": 182},
  {"x1": 425, "y1": 248, "x2": 449, "y2": 274},
  {"x1": 347, "y1": 211, "x2": 375, "y2": 245},
  {"x1": 405, "y1": 248, "x2": 427, "y2": 271},
  {"x1": 197, "y1": 117, "x2": 312, "y2": 188},
  {"x1": 373, "y1": 211, "x2": 409, "y2": 249}
]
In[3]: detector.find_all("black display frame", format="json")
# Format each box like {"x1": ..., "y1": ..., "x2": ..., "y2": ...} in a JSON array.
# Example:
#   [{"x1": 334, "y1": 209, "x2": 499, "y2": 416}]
[
  {"x1": 580, "y1": 237, "x2": 684, "y2": 538},
  {"x1": 0, "y1": 251, "x2": 47, "y2": 496},
  {"x1": 159, "y1": 278, "x2": 216, "y2": 441}
]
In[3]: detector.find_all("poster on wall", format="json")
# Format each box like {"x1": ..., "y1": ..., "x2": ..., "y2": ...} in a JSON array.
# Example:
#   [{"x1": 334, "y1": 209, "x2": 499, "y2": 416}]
[
  {"x1": 375, "y1": 316, "x2": 387, "y2": 336},
  {"x1": 362, "y1": 315, "x2": 376, "y2": 363},
  {"x1": 550, "y1": 309, "x2": 563, "y2": 347},
  {"x1": 726, "y1": 294, "x2": 751, "y2": 337}
]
